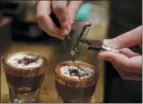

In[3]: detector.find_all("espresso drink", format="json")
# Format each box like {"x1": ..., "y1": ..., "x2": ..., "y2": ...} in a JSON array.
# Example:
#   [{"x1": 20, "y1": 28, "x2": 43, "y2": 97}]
[
  {"x1": 3, "y1": 52, "x2": 45, "y2": 103},
  {"x1": 55, "y1": 61, "x2": 98, "y2": 103}
]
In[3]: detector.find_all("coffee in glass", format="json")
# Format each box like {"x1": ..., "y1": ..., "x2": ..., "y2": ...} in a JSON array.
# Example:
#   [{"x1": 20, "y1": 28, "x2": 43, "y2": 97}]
[
  {"x1": 55, "y1": 61, "x2": 98, "y2": 103},
  {"x1": 3, "y1": 52, "x2": 46, "y2": 103}
]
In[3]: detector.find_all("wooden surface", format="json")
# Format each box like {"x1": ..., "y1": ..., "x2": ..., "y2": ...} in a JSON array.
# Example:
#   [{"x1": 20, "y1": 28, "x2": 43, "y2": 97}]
[{"x1": 1, "y1": 22, "x2": 108, "y2": 103}]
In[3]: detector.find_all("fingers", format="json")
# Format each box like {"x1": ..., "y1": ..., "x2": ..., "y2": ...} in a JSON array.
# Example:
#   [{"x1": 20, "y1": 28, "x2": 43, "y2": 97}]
[
  {"x1": 68, "y1": 1, "x2": 83, "y2": 21},
  {"x1": 112, "y1": 61, "x2": 142, "y2": 81},
  {"x1": 128, "y1": 56, "x2": 142, "y2": 72},
  {"x1": 36, "y1": 1, "x2": 83, "y2": 39},
  {"x1": 98, "y1": 51, "x2": 129, "y2": 64},
  {"x1": 98, "y1": 51, "x2": 142, "y2": 73},
  {"x1": 103, "y1": 26, "x2": 142, "y2": 49},
  {"x1": 36, "y1": 1, "x2": 64, "y2": 39},
  {"x1": 38, "y1": 16, "x2": 64, "y2": 39},
  {"x1": 119, "y1": 48, "x2": 140, "y2": 58},
  {"x1": 52, "y1": 1, "x2": 71, "y2": 35}
]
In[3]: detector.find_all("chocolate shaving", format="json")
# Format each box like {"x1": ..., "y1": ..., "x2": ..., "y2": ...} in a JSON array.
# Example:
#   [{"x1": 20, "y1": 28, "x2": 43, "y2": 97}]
[
  {"x1": 16, "y1": 55, "x2": 40, "y2": 65},
  {"x1": 69, "y1": 68, "x2": 80, "y2": 78},
  {"x1": 17, "y1": 59, "x2": 22, "y2": 64},
  {"x1": 68, "y1": 65, "x2": 90, "y2": 79}
]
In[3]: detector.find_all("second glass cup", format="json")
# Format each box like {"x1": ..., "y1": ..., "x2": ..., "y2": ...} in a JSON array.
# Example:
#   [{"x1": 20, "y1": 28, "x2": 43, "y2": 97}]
[
  {"x1": 3, "y1": 52, "x2": 46, "y2": 103},
  {"x1": 55, "y1": 61, "x2": 98, "y2": 103}
]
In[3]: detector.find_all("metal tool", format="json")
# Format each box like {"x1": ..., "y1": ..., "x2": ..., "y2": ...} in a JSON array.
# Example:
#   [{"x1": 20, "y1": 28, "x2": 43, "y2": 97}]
[
  {"x1": 62, "y1": 22, "x2": 119, "y2": 61},
  {"x1": 62, "y1": 22, "x2": 91, "y2": 59},
  {"x1": 81, "y1": 39, "x2": 119, "y2": 53}
]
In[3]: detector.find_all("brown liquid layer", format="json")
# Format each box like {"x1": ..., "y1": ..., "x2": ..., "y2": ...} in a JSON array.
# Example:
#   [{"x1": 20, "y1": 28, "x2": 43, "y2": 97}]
[
  {"x1": 55, "y1": 80, "x2": 95, "y2": 103},
  {"x1": 6, "y1": 73, "x2": 44, "y2": 93}
]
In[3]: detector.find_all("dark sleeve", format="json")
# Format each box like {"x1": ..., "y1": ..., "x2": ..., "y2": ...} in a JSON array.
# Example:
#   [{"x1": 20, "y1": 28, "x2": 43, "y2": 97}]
[
  {"x1": 108, "y1": 0, "x2": 142, "y2": 34},
  {"x1": 0, "y1": 1, "x2": 22, "y2": 17}
]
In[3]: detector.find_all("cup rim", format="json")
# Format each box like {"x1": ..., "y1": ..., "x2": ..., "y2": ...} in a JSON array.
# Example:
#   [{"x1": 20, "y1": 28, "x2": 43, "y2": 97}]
[
  {"x1": 2, "y1": 51, "x2": 46, "y2": 77},
  {"x1": 55, "y1": 60, "x2": 98, "y2": 87},
  {"x1": 3, "y1": 51, "x2": 45, "y2": 70}
]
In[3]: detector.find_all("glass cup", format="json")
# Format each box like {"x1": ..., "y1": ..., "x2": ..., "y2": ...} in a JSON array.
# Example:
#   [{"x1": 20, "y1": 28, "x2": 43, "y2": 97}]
[
  {"x1": 55, "y1": 61, "x2": 98, "y2": 103},
  {"x1": 2, "y1": 52, "x2": 46, "y2": 103}
]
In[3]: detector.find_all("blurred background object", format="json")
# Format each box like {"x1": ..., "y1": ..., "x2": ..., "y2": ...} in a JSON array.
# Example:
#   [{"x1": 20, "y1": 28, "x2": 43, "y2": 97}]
[
  {"x1": 0, "y1": 18, "x2": 11, "y2": 56},
  {"x1": 0, "y1": 0, "x2": 25, "y2": 56}
]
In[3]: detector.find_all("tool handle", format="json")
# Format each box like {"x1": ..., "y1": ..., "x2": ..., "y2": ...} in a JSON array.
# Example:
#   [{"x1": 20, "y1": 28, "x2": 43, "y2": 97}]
[{"x1": 50, "y1": 12, "x2": 61, "y2": 28}]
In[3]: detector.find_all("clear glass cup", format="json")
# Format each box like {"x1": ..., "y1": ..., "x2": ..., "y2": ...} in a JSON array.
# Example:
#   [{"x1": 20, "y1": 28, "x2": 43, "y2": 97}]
[
  {"x1": 55, "y1": 61, "x2": 98, "y2": 103},
  {"x1": 2, "y1": 52, "x2": 46, "y2": 103}
]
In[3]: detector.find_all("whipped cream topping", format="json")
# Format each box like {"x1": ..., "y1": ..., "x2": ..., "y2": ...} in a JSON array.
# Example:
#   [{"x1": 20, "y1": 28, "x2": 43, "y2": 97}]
[
  {"x1": 60, "y1": 65, "x2": 94, "y2": 80},
  {"x1": 7, "y1": 52, "x2": 43, "y2": 69}
]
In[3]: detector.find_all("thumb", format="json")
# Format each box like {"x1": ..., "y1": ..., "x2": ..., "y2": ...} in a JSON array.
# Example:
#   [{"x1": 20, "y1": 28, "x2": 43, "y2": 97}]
[{"x1": 103, "y1": 26, "x2": 142, "y2": 49}]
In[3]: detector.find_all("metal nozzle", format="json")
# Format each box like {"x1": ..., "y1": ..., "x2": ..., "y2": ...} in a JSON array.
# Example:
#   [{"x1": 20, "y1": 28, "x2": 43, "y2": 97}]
[{"x1": 62, "y1": 22, "x2": 92, "y2": 61}]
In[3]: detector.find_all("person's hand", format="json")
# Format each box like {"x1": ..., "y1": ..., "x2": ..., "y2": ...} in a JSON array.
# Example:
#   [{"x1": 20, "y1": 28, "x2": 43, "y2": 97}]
[
  {"x1": 36, "y1": 1, "x2": 83, "y2": 39},
  {"x1": 98, "y1": 26, "x2": 142, "y2": 81}
]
